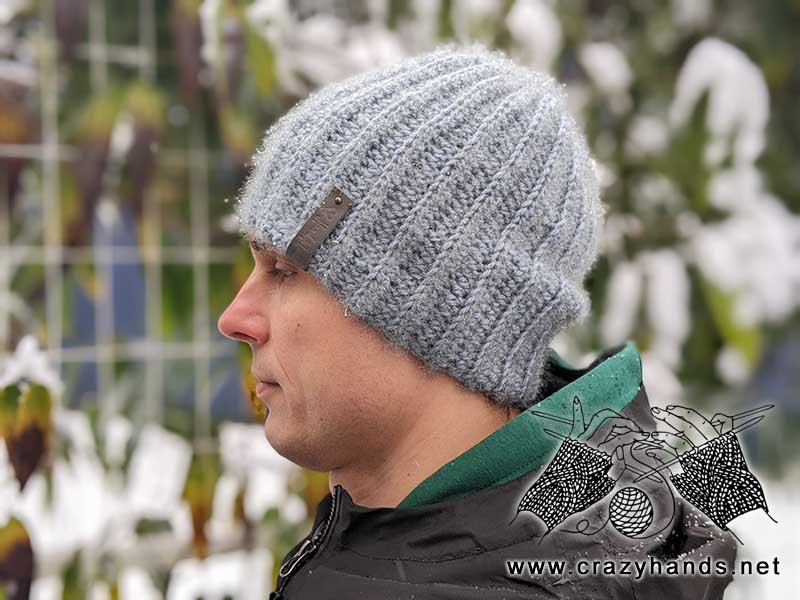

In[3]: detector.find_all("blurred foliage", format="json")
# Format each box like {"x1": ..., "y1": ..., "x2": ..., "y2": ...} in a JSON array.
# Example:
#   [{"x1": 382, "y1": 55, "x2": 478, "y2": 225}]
[
  {"x1": 0, "y1": 383, "x2": 51, "y2": 491},
  {"x1": 0, "y1": 517, "x2": 33, "y2": 600},
  {"x1": 182, "y1": 450, "x2": 222, "y2": 559},
  {"x1": 1, "y1": 0, "x2": 799, "y2": 597}
]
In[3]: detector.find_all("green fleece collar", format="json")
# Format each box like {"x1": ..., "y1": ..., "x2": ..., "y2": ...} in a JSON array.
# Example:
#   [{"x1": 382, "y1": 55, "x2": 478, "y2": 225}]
[{"x1": 397, "y1": 341, "x2": 643, "y2": 508}]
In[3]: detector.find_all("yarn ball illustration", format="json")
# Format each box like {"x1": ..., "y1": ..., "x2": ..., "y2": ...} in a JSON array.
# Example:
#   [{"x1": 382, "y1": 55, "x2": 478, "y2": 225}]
[{"x1": 608, "y1": 487, "x2": 654, "y2": 536}]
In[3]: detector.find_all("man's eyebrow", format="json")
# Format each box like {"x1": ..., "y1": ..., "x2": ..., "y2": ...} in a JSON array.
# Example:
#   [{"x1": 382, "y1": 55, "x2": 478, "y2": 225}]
[
  {"x1": 248, "y1": 238, "x2": 276, "y2": 253},
  {"x1": 248, "y1": 239, "x2": 301, "y2": 268}
]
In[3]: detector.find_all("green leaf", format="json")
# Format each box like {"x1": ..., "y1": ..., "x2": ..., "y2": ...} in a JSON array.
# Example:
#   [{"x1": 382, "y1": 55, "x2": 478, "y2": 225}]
[
  {"x1": 242, "y1": 15, "x2": 276, "y2": 99},
  {"x1": 661, "y1": 91, "x2": 712, "y2": 216},
  {"x1": 437, "y1": 0, "x2": 454, "y2": 40},
  {"x1": 134, "y1": 518, "x2": 173, "y2": 536},
  {"x1": 161, "y1": 265, "x2": 194, "y2": 338},
  {"x1": 219, "y1": 104, "x2": 258, "y2": 160},
  {"x1": 61, "y1": 550, "x2": 87, "y2": 600},
  {"x1": 0, "y1": 385, "x2": 21, "y2": 437},
  {"x1": 125, "y1": 81, "x2": 166, "y2": 130},
  {"x1": 386, "y1": 0, "x2": 413, "y2": 29},
  {"x1": 72, "y1": 87, "x2": 126, "y2": 141},
  {"x1": 698, "y1": 273, "x2": 762, "y2": 366}
]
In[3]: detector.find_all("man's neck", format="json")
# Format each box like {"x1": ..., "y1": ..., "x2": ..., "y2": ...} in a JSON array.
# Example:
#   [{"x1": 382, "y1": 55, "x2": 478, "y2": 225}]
[{"x1": 328, "y1": 386, "x2": 521, "y2": 508}]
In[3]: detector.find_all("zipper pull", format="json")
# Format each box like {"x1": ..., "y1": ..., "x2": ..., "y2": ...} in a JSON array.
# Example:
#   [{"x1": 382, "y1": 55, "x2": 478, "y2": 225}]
[
  {"x1": 271, "y1": 485, "x2": 342, "y2": 598},
  {"x1": 269, "y1": 537, "x2": 317, "y2": 600},
  {"x1": 278, "y1": 537, "x2": 316, "y2": 579}
]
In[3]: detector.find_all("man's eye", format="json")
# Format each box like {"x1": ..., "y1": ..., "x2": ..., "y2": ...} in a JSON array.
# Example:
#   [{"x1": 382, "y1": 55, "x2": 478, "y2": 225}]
[{"x1": 268, "y1": 267, "x2": 294, "y2": 281}]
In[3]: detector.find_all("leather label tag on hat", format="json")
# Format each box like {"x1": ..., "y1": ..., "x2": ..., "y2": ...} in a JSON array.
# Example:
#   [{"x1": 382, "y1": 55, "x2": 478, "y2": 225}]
[{"x1": 286, "y1": 186, "x2": 353, "y2": 269}]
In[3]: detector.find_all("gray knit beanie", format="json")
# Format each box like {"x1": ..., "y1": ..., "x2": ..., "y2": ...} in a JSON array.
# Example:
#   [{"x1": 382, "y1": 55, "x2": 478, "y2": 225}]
[{"x1": 233, "y1": 42, "x2": 605, "y2": 411}]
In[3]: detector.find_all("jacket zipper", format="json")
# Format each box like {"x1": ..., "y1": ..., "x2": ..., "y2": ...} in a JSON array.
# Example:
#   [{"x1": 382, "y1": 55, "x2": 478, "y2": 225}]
[{"x1": 269, "y1": 485, "x2": 341, "y2": 599}]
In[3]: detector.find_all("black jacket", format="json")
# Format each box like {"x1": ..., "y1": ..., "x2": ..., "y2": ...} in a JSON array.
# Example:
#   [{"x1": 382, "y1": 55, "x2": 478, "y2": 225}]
[{"x1": 270, "y1": 344, "x2": 738, "y2": 599}]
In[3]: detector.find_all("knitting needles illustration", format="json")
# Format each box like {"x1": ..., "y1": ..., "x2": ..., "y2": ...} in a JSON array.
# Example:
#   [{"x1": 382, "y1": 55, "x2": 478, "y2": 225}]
[
  {"x1": 527, "y1": 401, "x2": 777, "y2": 541},
  {"x1": 710, "y1": 404, "x2": 774, "y2": 434},
  {"x1": 531, "y1": 408, "x2": 662, "y2": 484},
  {"x1": 620, "y1": 403, "x2": 776, "y2": 542},
  {"x1": 531, "y1": 403, "x2": 775, "y2": 485},
  {"x1": 518, "y1": 398, "x2": 673, "y2": 539},
  {"x1": 632, "y1": 404, "x2": 773, "y2": 483}
]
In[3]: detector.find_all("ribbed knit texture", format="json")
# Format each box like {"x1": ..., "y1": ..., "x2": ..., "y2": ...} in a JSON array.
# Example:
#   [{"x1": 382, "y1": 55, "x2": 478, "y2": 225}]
[{"x1": 234, "y1": 42, "x2": 605, "y2": 411}]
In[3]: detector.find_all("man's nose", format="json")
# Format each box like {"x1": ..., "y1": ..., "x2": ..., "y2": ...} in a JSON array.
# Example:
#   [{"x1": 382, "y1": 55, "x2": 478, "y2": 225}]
[{"x1": 217, "y1": 281, "x2": 267, "y2": 346}]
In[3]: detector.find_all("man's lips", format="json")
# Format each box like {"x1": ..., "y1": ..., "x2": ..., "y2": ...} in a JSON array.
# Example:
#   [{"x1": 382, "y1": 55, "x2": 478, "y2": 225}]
[{"x1": 256, "y1": 381, "x2": 279, "y2": 397}]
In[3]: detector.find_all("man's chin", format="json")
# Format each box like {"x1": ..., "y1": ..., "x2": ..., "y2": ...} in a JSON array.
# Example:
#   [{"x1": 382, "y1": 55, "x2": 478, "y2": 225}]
[
  {"x1": 262, "y1": 412, "x2": 284, "y2": 449},
  {"x1": 262, "y1": 417, "x2": 332, "y2": 471},
  {"x1": 263, "y1": 415, "x2": 300, "y2": 462}
]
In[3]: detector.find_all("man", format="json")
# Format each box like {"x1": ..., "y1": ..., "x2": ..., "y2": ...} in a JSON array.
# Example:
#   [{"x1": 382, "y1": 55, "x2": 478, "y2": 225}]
[{"x1": 218, "y1": 43, "x2": 737, "y2": 599}]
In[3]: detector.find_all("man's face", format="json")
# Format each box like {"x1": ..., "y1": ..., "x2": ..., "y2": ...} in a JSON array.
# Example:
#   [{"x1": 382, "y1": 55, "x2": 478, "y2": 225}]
[{"x1": 217, "y1": 243, "x2": 425, "y2": 471}]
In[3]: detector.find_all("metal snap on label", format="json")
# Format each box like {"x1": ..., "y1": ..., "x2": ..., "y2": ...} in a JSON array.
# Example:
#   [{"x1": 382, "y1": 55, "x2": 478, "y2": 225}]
[{"x1": 286, "y1": 186, "x2": 353, "y2": 269}]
